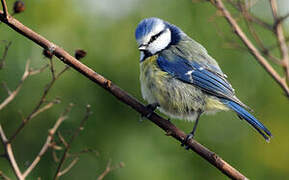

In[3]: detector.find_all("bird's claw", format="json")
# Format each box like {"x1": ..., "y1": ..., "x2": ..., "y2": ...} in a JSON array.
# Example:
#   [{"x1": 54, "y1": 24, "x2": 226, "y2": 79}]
[
  {"x1": 181, "y1": 133, "x2": 194, "y2": 150},
  {"x1": 140, "y1": 103, "x2": 159, "y2": 120}
]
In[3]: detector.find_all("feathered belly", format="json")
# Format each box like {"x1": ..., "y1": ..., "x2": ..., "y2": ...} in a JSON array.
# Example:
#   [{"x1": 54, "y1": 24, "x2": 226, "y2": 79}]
[{"x1": 140, "y1": 56, "x2": 228, "y2": 121}]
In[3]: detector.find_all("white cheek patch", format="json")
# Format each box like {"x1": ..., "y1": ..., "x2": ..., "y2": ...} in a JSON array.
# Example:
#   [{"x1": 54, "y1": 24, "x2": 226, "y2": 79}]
[{"x1": 147, "y1": 29, "x2": 171, "y2": 54}]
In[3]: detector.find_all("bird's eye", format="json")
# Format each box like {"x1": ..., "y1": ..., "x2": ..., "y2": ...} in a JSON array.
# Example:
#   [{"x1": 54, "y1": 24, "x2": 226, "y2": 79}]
[
  {"x1": 149, "y1": 35, "x2": 158, "y2": 43},
  {"x1": 151, "y1": 35, "x2": 156, "y2": 41},
  {"x1": 149, "y1": 30, "x2": 165, "y2": 44}
]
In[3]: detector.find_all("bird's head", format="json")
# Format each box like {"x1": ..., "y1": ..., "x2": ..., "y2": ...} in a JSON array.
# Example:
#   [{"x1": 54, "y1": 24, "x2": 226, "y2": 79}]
[{"x1": 135, "y1": 17, "x2": 182, "y2": 62}]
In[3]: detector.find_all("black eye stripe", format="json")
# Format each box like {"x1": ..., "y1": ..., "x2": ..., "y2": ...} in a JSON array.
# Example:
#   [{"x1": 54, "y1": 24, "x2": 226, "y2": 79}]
[{"x1": 149, "y1": 29, "x2": 166, "y2": 44}]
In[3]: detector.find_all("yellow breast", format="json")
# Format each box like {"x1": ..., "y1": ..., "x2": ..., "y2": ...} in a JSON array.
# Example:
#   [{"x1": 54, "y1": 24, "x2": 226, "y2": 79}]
[
  {"x1": 139, "y1": 55, "x2": 229, "y2": 121},
  {"x1": 139, "y1": 55, "x2": 169, "y2": 104}
]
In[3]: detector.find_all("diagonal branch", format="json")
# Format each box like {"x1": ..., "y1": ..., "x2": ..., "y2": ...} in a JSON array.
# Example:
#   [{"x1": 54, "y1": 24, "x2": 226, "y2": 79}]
[
  {"x1": 0, "y1": 61, "x2": 48, "y2": 111},
  {"x1": 22, "y1": 104, "x2": 73, "y2": 178},
  {"x1": 278, "y1": 13, "x2": 289, "y2": 23},
  {"x1": 210, "y1": 0, "x2": 289, "y2": 97},
  {"x1": 0, "y1": 10, "x2": 247, "y2": 180},
  {"x1": 0, "y1": 125, "x2": 23, "y2": 180},
  {"x1": 0, "y1": 0, "x2": 8, "y2": 19},
  {"x1": 269, "y1": 0, "x2": 289, "y2": 82},
  {"x1": 97, "y1": 159, "x2": 125, "y2": 180},
  {"x1": 0, "y1": 60, "x2": 30, "y2": 111},
  {"x1": 54, "y1": 104, "x2": 91, "y2": 180},
  {"x1": 226, "y1": 0, "x2": 273, "y2": 31},
  {"x1": 9, "y1": 62, "x2": 69, "y2": 142},
  {"x1": 0, "y1": 171, "x2": 11, "y2": 180},
  {"x1": 0, "y1": 103, "x2": 72, "y2": 180},
  {"x1": 238, "y1": 3, "x2": 281, "y2": 65},
  {"x1": 0, "y1": 41, "x2": 12, "y2": 69},
  {"x1": 56, "y1": 157, "x2": 79, "y2": 177}
]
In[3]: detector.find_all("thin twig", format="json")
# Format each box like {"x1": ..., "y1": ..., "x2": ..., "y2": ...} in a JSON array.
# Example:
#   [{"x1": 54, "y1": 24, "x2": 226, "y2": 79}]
[
  {"x1": 29, "y1": 99, "x2": 60, "y2": 120},
  {"x1": 0, "y1": 60, "x2": 31, "y2": 110},
  {"x1": 0, "y1": 61, "x2": 48, "y2": 111},
  {"x1": 57, "y1": 157, "x2": 79, "y2": 177},
  {"x1": 57, "y1": 132, "x2": 68, "y2": 148},
  {"x1": 0, "y1": 0, "x2": 8, "y2": 19},
  {"x1": 278, "y1": 13, "x2": 289, "y2": 23},
  {"x1": 0, "y1": 41, "x2": 11, "y2": 69},
  {"x1": 69, "y1": 148, "x2": 99, "y2": 158},
  {"x1": 210, "y1": 0, "x2": 289, "y2": 97},
  {"x1": 0, "y1": 171, "x2": 11, "y2": 180},
  {"x1": 1, "y1": 81, "x2": 12, "y2": 95},
  {"x1": 269, "y1": 0, "x2": 289, "y2": 82},
  {"x1": 52, "y1": 150, "x2": 60, "y2": 163},
  {"x1": 243, "y1": 0, "x2": 259, "y2": 9},
  {"x1": 54, "y1": 104, "x2": 91, "y2": 180},
  {"x1": 239, "y1": 3, "x2": 281, "y2": 65},
  {"x1": 9, "y1": 64, "x2": 69, "y2": 142},
  {"x1": 0, "y1": 104, "x2": 72, "y2": 180},
  {"x1": 22, "y1": 104, "x2": 73, "y2": 178},
  {"x1": 0, "y1": 9, "x2": 248, "y2": 179},
  {"x1": 49, "y1": 58, "x2": 56, "y2": 80},
  {"x1": 226, "y1": 0, "x2": 273, "y2": 30},
  {"x1": 97, "y1": 160, "x2": 125, "y2": 180},
  {"x1": 29, "y1": 64, "x2": 49, "y2": 75},
  {"x1": 0, "y1": 125, "x2": 23, "y2": 180}
]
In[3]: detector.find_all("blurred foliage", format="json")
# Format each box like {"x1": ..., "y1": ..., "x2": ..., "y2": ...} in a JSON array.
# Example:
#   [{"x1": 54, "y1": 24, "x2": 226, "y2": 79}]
[{"x1": 0, "y1": 0, "x2": 289, "y2": 179}]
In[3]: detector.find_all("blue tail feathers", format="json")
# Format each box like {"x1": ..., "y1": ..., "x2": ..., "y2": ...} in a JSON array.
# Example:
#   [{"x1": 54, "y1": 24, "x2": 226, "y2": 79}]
[{"x1": 221, "y1": 99, "x2": 272, "y2": 141}]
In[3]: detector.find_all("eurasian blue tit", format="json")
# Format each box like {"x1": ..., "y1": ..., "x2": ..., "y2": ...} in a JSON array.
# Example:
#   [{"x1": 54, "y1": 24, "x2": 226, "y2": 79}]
[{"x1": 134, "y1": 17, "x2": 272, "y2": 144}]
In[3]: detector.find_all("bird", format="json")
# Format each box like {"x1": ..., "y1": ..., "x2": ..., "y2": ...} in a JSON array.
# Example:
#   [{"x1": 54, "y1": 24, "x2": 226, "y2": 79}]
[{"x1": 134, "y1": 17, "x2": 272, "y2": 146}]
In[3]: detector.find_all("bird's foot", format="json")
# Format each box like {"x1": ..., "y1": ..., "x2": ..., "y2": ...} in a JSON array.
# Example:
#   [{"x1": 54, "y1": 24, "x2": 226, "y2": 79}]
[
  {"x1": 140, "y1": 103, "x2": 159, "y2": 121},
  {"x1": 181, "y1": 133, "x2": 194, "y2": 150}
]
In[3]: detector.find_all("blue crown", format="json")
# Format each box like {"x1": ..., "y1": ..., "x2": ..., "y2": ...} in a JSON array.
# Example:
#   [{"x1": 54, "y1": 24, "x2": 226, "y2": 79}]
[{"x1": 135, "y1": 17, "x2": 163, "y2": 40}]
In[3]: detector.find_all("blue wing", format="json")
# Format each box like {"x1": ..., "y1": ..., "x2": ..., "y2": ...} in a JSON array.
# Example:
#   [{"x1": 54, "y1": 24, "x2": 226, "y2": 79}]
[
  {"x1": 157, "y1": 54, "x2": 272, "y2": 140},
  {"x1": 221, "y1": 99, "x2": 272, "y2": 141},
  {"x1": 157, "y1": 54, "x2": 236, "y2": 102}
]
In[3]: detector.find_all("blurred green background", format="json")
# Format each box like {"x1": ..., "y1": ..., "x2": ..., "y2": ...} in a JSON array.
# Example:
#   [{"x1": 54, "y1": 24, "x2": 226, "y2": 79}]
[{"x1": 0, "y1": 0, "x2": 289, "y2": 179}]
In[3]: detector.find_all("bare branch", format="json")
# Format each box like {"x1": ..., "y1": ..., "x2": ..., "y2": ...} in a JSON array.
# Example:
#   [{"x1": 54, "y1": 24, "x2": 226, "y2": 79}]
[
  {"x1": 70, "y1": 148, "x2": 99, "y2": 158},
  {"x1": 52, "y1": 150, "x2": 60, "y2": 163},
  {"x1": 210, "y1": 0, "x2": 289, "y2": 97},
  {"x1": 0, "y1": 60, "x2": 30, "y2": 111},
  {"x1": 226, "y1": 0, "x2": 273, "y2": 30},
  {"x1": 29, "y1": 99, "x2": 60, "y2": 120},
  {"x1": 269, "y1": 0, "x2": 278, "y2": 20},
  {"x1": 57, "y1": 157, "x2": 79, "y2": 177},
  {"x1": 97, "y1": 160, "x2": 125, "y2": 180},
  {"x1": 0, "y1": 0, "x2": 8, "y2": 19},
  {"x1": 0, "y1": 103, "x2": 72, "y2": 179},
  {"x1": 9, "y1": 64, "x2": 69, "y2": 142},
  {"x1": 0, "y1": 125, "x2": 23, "y2": 180},
  {"x1": 269, "y1": 0, "x2": 289, "y2": 81},
  {"x1": 1, "y1": 81, "x2": 12, "y2": 95},
  {"x1": 22, "y1": 104, "x2": 73, "y2": 178},
  {"x1": 239, "y1": 3, "x2": 282, "y2": 65},
  {"x1": 0, "y1": 171, "x2": 11, "y2": 180},
  {"x1": 54, "y1": 104, "x2": 91, "y2": 180},
  {"x1": 0, "y1": 8, "x2": 248, "y2": 180},
  {"x1": 57, "y1": 132, "x2": 68, "y2": 148},
  {"x1": 29, "y1": 64, "x2": 49, "y2": 76},
  {"x1": 0, "y1": 61, "x2": 48, "y2": 111},
  {"x1": 9, "y1": 99, "x2": 60, "y2": 142},
  {"x1": 0, "y1": 41, "x2": 11, "y2": 69},
  {"x1": 278, "y1": 13, "x2": 289, "y2": 23},
  {"x1": 49, "y1": 58, "x2": 56, "y2": 80}
]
